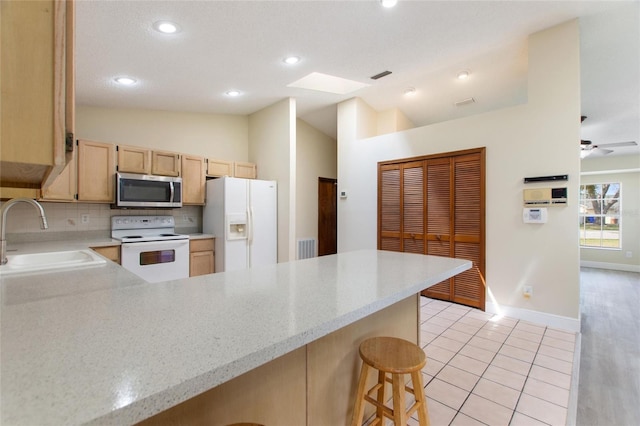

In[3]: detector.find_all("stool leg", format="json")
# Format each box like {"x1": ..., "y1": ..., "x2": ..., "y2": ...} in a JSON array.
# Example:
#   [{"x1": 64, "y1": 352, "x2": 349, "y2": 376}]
[
  {"x1": 351, "y1": 362, "x2": 370, "y2": 426},
  {"x1": 411, "y1": 371, "x2": 430, "y2": 426},
  {"x1": 375, "y1": 370, "x2": 386, "y2": 422},
  {"x1": 391, "y1": 373, "x2": 406, "y2": 425}
]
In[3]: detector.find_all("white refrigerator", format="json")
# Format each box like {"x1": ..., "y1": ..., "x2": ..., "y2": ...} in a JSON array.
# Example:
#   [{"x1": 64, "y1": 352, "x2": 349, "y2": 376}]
[{"x1": 203, "y1": 177, "x2": 277, "y2": 272}]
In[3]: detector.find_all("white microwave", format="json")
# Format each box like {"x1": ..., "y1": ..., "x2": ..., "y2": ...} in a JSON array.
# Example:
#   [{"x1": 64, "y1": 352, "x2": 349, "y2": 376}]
[{"x1": 116, "y1": 173, "x2": 182, "y2": 208}]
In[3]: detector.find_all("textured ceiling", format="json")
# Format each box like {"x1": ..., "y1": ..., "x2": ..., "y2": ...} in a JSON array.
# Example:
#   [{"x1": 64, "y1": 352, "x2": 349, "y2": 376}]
[{"x1": 75, "y1": 1, "x2": 639, "y2": 157}]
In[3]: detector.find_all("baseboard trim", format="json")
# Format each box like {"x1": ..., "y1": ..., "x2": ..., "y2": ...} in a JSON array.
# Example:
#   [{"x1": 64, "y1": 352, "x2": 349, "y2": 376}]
[
  {"x1": 580, "y1": 260, "x2": 640, "y2": 273},
  {"x1": 485, "y1": 302, "x2": 580, "y2": 333}
]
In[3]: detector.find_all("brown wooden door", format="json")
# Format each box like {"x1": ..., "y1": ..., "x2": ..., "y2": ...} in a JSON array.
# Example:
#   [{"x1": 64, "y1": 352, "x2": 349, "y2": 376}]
[
  {"x1": 423, "y1": 157, "x2": 453, "y2": 299},
  {"x1": 318, "y1": 177, "x2": 337, "y2": 256},
  {"x1": 378, "y1": 149, "x2": 485, "y2": 310},
  {"x1": 451, "y1": 153, "x2": 484, "y2": 308}
]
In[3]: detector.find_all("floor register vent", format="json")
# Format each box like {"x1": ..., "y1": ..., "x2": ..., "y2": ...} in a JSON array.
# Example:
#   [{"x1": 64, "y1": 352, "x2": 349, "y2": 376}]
[{"x1": 297, "y1": 239, "x2": 316, "y2": 260}]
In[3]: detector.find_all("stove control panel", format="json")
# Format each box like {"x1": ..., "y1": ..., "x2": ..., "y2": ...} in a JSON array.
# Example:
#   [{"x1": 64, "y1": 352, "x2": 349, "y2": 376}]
[{"x1": 111, "y1": 216, "x2": 175, "y2": 231}]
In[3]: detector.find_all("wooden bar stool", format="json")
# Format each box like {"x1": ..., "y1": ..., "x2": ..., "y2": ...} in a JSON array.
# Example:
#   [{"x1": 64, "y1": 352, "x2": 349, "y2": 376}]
[{"x1": 351, "y1": 337, "x2": 430, "y2": 426}]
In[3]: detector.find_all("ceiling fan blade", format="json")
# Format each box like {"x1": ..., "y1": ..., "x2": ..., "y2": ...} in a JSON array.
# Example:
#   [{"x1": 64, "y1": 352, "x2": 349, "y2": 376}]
[
  {"x1": 596, "y1": 141, "x2": 637, "y2": 148},
  {"x1": 592, "y1": 147, "x2": 614, "y2": 155}
]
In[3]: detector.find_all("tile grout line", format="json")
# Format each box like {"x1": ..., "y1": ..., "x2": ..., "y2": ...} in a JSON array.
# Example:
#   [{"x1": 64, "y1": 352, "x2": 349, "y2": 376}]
[{"x1": 421, "y1": 299, "x2": 575, "y2": 426}]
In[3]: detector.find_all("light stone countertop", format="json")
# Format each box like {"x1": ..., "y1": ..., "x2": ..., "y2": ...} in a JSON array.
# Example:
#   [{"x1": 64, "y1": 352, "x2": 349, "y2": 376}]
[{"x1": 1, "y1": 249, "x2": 471, "y2": 425}]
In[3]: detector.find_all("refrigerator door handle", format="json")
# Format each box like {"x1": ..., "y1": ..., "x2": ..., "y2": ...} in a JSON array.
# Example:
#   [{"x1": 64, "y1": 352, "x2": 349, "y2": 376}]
[{"x1": 248, "y1": 206, "x2": 255, "y2": 244}]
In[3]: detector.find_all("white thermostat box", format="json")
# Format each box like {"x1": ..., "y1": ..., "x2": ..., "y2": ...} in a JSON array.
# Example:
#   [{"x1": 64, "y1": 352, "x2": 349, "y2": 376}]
[{"x1": 523, "y1": 207, "x2": 548, "y2": 224}]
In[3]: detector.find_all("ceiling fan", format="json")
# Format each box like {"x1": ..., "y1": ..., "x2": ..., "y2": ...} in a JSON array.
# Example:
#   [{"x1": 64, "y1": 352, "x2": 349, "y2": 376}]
[
  {"x1": 580, "y1": 139, "x2": 638, "y2": 158},
  {"x1": 579, "y1": 116, "x2": 638, "y2": 158}
]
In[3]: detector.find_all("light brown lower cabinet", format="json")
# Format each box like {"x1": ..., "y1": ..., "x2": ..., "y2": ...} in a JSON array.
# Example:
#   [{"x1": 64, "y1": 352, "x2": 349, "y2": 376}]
[
  {"x1": 189, "y1": 238, "x2": 214, "y2": 277},
  {"x1": 90, "y1": 245, "x2": 120, "y2": 264}
]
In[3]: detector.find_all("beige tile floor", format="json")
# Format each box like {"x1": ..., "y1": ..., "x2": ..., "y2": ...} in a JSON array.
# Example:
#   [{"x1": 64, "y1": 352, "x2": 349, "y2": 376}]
[{"x1": 391, "y1": 297, "x2": 577, "y2": 426}]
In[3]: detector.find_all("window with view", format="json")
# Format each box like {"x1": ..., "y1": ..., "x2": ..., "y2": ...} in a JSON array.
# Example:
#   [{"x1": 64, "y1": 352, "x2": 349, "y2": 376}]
[{"x1": 579, "y1": 183, "x2": 621, "y2": 248}]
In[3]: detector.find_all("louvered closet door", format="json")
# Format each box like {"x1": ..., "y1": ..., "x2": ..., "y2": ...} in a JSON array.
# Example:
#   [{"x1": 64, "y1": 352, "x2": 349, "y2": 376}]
[
  {"x1": 379, "y1": 165, "x2": 402, "y2": 251},
  {"x1": 452, "y1": 153, "x2": 484, "y2": 309},
  {"x1": 423, "y1": 158, "x2": 453, "y2": 299},
  {"x1": 378, "y1": 148, "x2": 485, "y2": 310},
  {"x1": 402, "y1": 162, "x2": 425, "y2": 254}
]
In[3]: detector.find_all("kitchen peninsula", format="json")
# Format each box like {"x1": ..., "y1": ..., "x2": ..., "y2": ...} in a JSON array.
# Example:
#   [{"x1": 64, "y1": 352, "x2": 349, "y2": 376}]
[{"x1": 1, "y1": 250, "x2": 470, "y2": 425}]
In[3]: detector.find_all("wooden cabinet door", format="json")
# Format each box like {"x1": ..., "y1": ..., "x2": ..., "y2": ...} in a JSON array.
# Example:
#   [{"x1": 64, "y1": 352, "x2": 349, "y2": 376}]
[
  {"x1": 206, "y1": 158, "x2": 234, "y2": 177},
  {"x1": 40, "y1": 148, "x2": 77, "y2": 202},
  {"x1": 117, "y1": 145, "x2": 151, "y2": 174},
  {"x1": 77, "y1": 139, "x2": 116, "y2": 202},
  {"x1": 152, "y1": 151, "x2": 181, "y2": 177},
  {"x1": 181, "y1": 154, "x2": 205, "y2": 205},
  {"x1": 234, "y1": 162, "x2": 257, "y2": 179},
  {"x1": 1, "y1": 0, "x2": 74, "y2": 190},
  {"x1": 189, "y1": 238, "x2": 215, "y2": 276},
  {"x1": 91, "y1": 245, "x2": 121, "y2": 264}
]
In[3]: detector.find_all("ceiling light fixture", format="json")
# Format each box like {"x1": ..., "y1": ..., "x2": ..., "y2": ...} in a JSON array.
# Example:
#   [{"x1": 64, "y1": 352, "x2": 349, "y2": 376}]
[
  {"x1": 283, "y1": 56, "x2": 300, "y2": 65},
  {"x1": 225, "y1": 90, "x2": 241, "y2": 97},
  {"x1": 380, "y1": 0, "x2": 398, "y2": 8},
  {"x1": 153, "y1": 21, "x2": 180, "y2": 34},
  {"x1": 114, "y1": 76, "x2": 137, "y2": 86},
  {"x1": 404, "y1": 87, "x2": 416, "y2": 96},
  {"x1": 457, "y1": 70, "x2": 470, "y2": 80}
]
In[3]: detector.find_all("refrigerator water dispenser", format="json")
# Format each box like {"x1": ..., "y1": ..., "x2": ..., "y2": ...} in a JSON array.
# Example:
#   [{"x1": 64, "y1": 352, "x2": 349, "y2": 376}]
[{"x1": 226, "y1": 214, "x2": 248, "y2": 240}]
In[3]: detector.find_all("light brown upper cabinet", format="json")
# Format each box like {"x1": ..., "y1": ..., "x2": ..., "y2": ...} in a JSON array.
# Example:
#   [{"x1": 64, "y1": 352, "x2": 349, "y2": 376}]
[
  {"x1": 206, "y1": 158, "x2": 234, "y2": 177},
  {"x1": 234, "y1": 162, "x2": 257, "y2": 179},
  {"x1": 378, "y1": 148, "x2": 486, "y2": 310},
  {"x1": 117, "y1": 145, "x2": 152, "y2": 174},
  {"x1": 77, "y1": 140, "x2": 116, "y2": 202},
  {"x1": 152, "y1": 151, "x2": 181, "y2": 177},
  {"x1": 39, "y1": 148, "x2": 77, "y2": 202},
  {"x1": 181, "y1": 154, "x2": 206, "y2": 205},
  {"x1": 0, "y1": 0, "x2": 75, "y2": 199}
]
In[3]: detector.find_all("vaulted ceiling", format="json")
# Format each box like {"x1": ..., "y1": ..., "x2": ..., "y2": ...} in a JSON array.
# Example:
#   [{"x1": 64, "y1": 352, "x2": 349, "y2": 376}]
[{"x1": 76, "y1": 1, "x2": 639, "y2": 157}]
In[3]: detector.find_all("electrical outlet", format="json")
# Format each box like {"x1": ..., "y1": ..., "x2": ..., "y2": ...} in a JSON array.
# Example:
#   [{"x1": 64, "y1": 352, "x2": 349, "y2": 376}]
[
  {"x1": 81, "y1": 214, "x2": 89, "y2": 224},
  {"x1": 626, "y1": 251, "x2": 633, "y2": 258},
  {"x1": 523, "y1": 285, "x2": 533, "y2": 298}
]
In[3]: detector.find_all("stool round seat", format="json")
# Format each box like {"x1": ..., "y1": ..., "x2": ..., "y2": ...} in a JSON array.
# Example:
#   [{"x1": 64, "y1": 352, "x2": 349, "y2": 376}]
[
  {"x1": 351, "y1": 336, "x2": 430, "y2": 426},
  {"x1": 359, "y1": 336, "x2": 426, "y2": 374}
]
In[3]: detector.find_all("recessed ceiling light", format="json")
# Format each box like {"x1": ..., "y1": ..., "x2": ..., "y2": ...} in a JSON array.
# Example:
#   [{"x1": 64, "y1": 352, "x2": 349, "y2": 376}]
[
  {"x1": 153, "y1": 21, "x2": 180, "y2": 34},
  {"x1": 403, "y1": 87, "x2": 416, "y2": 96},
  {"x1": 283, "y1": 56, "x2": 300, "y2": 65},
  {"x1": 380, "y1": 0, "x2": 398, "y2": 8},
  {"x1": 114, "y1": 76, "x2": 137, "y2": 86},
  {"x1": 226, "y1": 90, "x2": 241, "y2": 97},
  {"x1": 457, "y1": 70, "x2": 470, "y2": 80}
]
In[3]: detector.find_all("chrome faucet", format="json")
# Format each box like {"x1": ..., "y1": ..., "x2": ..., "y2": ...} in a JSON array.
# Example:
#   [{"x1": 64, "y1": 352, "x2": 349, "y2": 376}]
[{"x1": 0, "y1": 198, "x2": 48, "y2": 265}]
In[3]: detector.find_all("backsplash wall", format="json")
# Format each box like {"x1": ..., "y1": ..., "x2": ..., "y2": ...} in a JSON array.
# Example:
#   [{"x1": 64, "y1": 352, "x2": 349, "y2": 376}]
[{"x1": 0, "y1": 201, "x2": 202, "y2": 243}]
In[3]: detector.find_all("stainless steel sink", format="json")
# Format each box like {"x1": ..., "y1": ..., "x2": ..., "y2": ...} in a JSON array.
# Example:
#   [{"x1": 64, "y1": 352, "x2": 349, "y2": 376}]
[{"x1": 0, "y1": 250, "x2": 107, "y2": 276}]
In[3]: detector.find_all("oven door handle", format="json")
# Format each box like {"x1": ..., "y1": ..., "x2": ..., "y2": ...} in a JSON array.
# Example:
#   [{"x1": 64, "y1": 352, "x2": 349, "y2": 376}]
[{"x1": 121, "y1": 240, "x2": 189, "y2": 250}]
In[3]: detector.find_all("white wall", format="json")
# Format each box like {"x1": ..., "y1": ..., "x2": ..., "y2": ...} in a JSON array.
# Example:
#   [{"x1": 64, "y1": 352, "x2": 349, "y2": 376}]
[
  {"x1": 76, "y1": 106, "x2": 248, "y2": 161},
  {"x1": 337, "y1": 21, "x2": 581, "y2": 327},
  {"x1": 580, "y1": 154, "x2": 640, "y2": 271},
  {"x1": 295, "y1": 119, "x2": 337, "y2": 245},
  {"x1": 248, "y1": 98, "x2": 296, "y2": 262}
]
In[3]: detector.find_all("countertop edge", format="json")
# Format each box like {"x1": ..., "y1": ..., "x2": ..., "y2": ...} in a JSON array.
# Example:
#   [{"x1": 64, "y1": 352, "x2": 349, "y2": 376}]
[{"x1": 92, "y1": 258, "x2": 472, "y2": 425}]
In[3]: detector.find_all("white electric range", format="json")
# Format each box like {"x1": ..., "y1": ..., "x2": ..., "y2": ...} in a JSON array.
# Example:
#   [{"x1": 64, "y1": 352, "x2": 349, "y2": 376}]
[{"x1": 111, "y1": 216, "x2": 189, "y2": 283}]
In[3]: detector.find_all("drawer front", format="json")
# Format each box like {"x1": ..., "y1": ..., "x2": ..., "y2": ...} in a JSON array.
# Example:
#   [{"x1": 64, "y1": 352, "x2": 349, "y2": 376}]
[{"x1": 190, "y1": 238, "x2": 214, "y2": 252}]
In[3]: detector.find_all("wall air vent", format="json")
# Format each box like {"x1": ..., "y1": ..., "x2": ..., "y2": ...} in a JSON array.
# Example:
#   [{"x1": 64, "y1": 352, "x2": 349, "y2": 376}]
[
  {"x1": 370, "y1": 70, "x2": 392, "y2": 80},
  {"x1": 454, "y1": 97, "x2": 476, "y2": 107}
]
